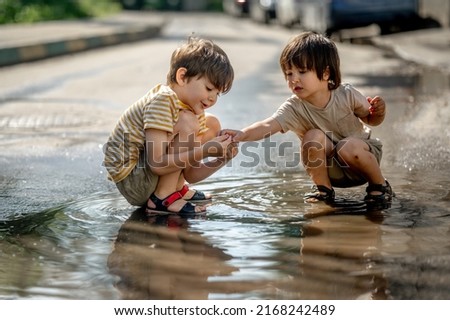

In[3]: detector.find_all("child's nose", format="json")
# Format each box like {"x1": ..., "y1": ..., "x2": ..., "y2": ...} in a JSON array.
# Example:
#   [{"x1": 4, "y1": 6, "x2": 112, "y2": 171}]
[{"x1": 289, "y1": 74, "x2": 299, "y2": 83}]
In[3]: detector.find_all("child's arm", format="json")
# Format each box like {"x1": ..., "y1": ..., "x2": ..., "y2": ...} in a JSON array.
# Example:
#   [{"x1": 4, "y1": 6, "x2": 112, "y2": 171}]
[
  {"x1": 363, "y1": 96, "x2": 386, "y2": 126},
  {"x1": 145, "y1": 128, "x2": 232, "y2": 177},
  {"x1": 183, "y1": 141, "x2": 238, "y2": 183},
  {"x1": 222, "y1": 117, "x2": 282, "y2": 142}
]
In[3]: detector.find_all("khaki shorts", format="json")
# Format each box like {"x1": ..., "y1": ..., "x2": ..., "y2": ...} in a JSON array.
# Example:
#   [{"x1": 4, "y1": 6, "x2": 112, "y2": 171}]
[
  {"x1": 327, "y1": 138, "x2": 383, "y2": 188},
  {"x1": 116, "y1": 157, "x2": 159, "y2": 206}
]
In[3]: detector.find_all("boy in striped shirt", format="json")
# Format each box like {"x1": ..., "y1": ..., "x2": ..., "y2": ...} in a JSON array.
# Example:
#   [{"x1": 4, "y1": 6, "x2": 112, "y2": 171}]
[{"x1": 103, "y1": 37, "x2": 236, "y2": 214}]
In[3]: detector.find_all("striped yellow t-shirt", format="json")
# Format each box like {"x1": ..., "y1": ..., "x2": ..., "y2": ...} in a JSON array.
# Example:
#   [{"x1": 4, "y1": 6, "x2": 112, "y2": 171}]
[{"x1": 103, "y1": 84, "x2": 207, "y2": 183}]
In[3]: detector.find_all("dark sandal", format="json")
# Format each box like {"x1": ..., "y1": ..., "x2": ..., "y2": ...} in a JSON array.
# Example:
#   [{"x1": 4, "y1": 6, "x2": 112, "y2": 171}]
[
  {"x1": 364, "y1": 180, "x2": 394, "y2": 204},
  {"x1": 304, "y1": 185, "x2": 335, "y2": 204},
  {"x1": 178, "y1": 185, "x2": 211, "y2": 201},
  {"x1": 147, "y1": 191, "x2": 204, "y2": 215}
]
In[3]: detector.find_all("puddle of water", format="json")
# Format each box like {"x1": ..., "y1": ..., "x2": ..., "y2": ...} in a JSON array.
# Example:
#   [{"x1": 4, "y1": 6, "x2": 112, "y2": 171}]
[{"x1": 1, "y1": 165, "x2": 449, "y2": 299}]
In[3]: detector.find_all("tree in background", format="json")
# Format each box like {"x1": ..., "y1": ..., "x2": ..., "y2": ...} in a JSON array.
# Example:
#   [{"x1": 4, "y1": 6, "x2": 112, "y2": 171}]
[{"x1": 0, "y1": 0, "x2": 120, "y2": 24}]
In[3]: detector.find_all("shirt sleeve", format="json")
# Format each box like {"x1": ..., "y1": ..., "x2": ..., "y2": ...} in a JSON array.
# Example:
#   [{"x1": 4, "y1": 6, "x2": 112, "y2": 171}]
[
  {"x1": 197, "y1": 113, "x2": 208, "y2": 136},
  {"x1": 142, "y1": 92, "x2": 176, "y2": 133},
  {"x1": 345, "y1": 84, "x2": 371, "y2": 118},
  {"x1": 272, "y1": 98, "x2": 299, "y2": 134}
]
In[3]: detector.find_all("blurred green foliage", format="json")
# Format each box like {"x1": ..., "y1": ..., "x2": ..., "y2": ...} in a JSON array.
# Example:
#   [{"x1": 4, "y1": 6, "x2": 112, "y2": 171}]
[
  {"x1": 0, "y1": 0, "x2": 224, "y2": 24},
  {"x1": 0, "y1": 0, "x2": 121, "y2": 24},
  {"x1": 140, "y1": 0, "x2": 222, "y2": 11}
]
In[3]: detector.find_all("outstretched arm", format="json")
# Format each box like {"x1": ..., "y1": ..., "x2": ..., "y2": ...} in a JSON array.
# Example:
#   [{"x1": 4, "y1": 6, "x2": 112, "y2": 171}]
[{"x1": 222, "y1": 117, "x2": 282, "y2": 142}]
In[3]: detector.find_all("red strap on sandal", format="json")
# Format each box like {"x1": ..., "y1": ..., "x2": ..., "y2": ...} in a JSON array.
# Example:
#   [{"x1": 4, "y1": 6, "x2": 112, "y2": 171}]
[
  {"x1": 176, "y1": 184, "x2": 210, "y2": 201},
  {"x1": 178, "y1": 184, "x2": 189, "y2": 197},
  {"x1": 162, "y1": 191, "x2": 183, "y2": 207}
]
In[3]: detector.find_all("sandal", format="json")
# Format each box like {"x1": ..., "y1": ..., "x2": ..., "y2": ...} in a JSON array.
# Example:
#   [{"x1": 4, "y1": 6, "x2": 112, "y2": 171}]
[
  {"x1": 147, "y1": 191, "x2": 205, "y2": 215},
  {"x1": 364, "y1": 180, "x2": 394, "y2": 205},
  {"x1": 178, "y1": 185, "x2": 211, "y2": 201},
  {"x1": 304, "y1": 185, "x2": 335, "y2": 204}
]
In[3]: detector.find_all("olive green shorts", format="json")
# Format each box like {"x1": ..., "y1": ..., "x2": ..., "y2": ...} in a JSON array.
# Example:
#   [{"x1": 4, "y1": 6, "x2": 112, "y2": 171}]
[
  {"x1": 327, "y1": 138, "x2": 383, "y2": 188},
  {"x1": 116, "y1": 156, "x2": 159, "y2": 207}
]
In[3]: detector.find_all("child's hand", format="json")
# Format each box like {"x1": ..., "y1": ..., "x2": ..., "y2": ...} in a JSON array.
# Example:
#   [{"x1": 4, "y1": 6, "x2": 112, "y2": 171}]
[
  {"x1": 219, "y1": 129, "x2": 245, "y2": 142},
  {"x1": 204, "y1": 134, "x2": 234, "y2": 158},
  {"x1": 223, "y1": 141, "x2": 239, "y2": 160},
  {"x1": 367, "y1": 96, "x2": 386, "y2": 117}
]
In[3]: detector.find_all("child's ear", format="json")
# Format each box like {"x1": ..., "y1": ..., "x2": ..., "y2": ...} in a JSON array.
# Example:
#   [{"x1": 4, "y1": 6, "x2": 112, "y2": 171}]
[
  {"x1": 175, "y1": 67, "x2": 188, "y2": 85},
  {"x1": 323, "y1": 66, "x2": 330, "y2": 81}
]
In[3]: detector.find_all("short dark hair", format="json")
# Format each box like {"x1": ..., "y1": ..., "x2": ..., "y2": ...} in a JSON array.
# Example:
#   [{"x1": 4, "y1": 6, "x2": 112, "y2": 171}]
[
  {"x1": 279, "y1": 31, "x2": 341, "y2": 90},
  {"x1": 167, "y1": 37, "x2": 234, "y2": 94}
]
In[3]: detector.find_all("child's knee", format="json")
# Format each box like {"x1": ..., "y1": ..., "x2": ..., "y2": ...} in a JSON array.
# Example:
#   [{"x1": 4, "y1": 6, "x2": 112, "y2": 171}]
[
  {"x1": 205, "y1": 113, "x2": 221, "y2": 134},
  {"x1": 303, "y1": 129, "x2": 326, "y2": 143},
  {"x1": 177, "y1": 111, "x2": 200, "y2": 136},
  {"x1": 302, "y1": 129, "x2": 329, "y2": 154},
  {"x1": 336, "y1": 139, "x2": 370, "y2": 164},
  {"x1": 200, "y1": 113, "x2": 221, "y2": 143}
]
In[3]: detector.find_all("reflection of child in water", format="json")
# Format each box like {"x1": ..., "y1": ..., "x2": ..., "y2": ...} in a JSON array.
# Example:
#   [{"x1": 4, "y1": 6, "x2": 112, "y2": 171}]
[
  {"x1": 107, "y1": 209, "x2": 236, "y2": 299},
  {"x1": 223, "y1": 31, "x2": 393, "y2": 206}
]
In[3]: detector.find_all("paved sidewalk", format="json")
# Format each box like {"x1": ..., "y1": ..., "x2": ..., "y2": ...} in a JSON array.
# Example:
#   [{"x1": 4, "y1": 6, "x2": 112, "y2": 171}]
[
  {"x1": 0, "y1": 11, "x2": 167, "y2": 67},
  {"x1": 370, "y1": 27, "x2": 450, "y2": 72}
]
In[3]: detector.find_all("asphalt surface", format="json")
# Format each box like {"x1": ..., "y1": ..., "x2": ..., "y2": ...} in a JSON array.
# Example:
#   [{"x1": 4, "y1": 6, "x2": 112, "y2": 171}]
[{"x1": 0, "y1": 11, "x2": 449, "y2": 71}]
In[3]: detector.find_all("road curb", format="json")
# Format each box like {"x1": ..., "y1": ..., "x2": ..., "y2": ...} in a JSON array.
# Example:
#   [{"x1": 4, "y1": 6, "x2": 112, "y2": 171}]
[{"x1": 0, "y1": 24, "x2": 163, "y2": 67}]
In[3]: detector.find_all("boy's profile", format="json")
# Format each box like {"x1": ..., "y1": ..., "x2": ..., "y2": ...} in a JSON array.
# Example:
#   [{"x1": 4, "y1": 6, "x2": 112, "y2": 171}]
[
  {"x1": 223, "y1": 31, "x2": 394, "y2": 207},
  {"x1": 104, "y1": 37, "x2": 236, "y2": 215}
]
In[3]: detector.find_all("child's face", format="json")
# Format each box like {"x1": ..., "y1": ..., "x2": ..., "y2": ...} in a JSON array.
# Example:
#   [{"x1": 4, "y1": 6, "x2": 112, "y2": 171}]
[
  {"x1": 178, "y1": 76, "x2": 220, "y2": 115},
  {"x1": 284, "y1": 66, "x2": 329, "y2": 102}
]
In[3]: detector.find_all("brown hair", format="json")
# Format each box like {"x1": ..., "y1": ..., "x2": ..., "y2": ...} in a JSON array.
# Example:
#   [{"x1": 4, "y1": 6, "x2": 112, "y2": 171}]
[
  {"x1": 279, "y1": 31, "x2": 341, "y2": 90},
  {"x1": 167, "y1": 37, "x2": 234, "y2": 94}
]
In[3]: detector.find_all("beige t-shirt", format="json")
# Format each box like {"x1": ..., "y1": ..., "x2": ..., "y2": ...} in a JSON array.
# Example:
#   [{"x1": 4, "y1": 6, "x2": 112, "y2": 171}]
[
  {"x1": 272, "y1": 83, "x2": 372, "y2": 143},
  {"x1": 104, "y1": 84, "x2": 207, "y2": 183}
]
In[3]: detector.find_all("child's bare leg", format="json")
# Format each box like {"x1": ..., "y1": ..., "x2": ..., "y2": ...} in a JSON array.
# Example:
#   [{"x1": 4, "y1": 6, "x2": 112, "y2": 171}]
[
  {"x1": 148, "y1": 111, "x2": 206, "y2": 213},
  {"x1": 336, "y1": 138, "x2": 386, "y2": 195},
  {"x1": 178, "y1": 113, "x2": 221, "y2": 200},
  {"x1": 301, "y1": 129, "x2": 334, "y2": 190}
]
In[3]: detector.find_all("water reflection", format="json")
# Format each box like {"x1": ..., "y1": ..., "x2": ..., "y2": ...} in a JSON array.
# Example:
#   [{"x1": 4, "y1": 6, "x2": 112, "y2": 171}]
[
  {"x1": 1, "y1": 167, "x2": 450, "y2": 299},
  {"x1": 274, "y1": 213, "x2": 388, "y2": 299},
  {"x1": 108, "y1": 209, "x2": 241, "y2": 299},
  {"x1": 106, "y1": 173, "x2": 394, "y2": 300}
]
